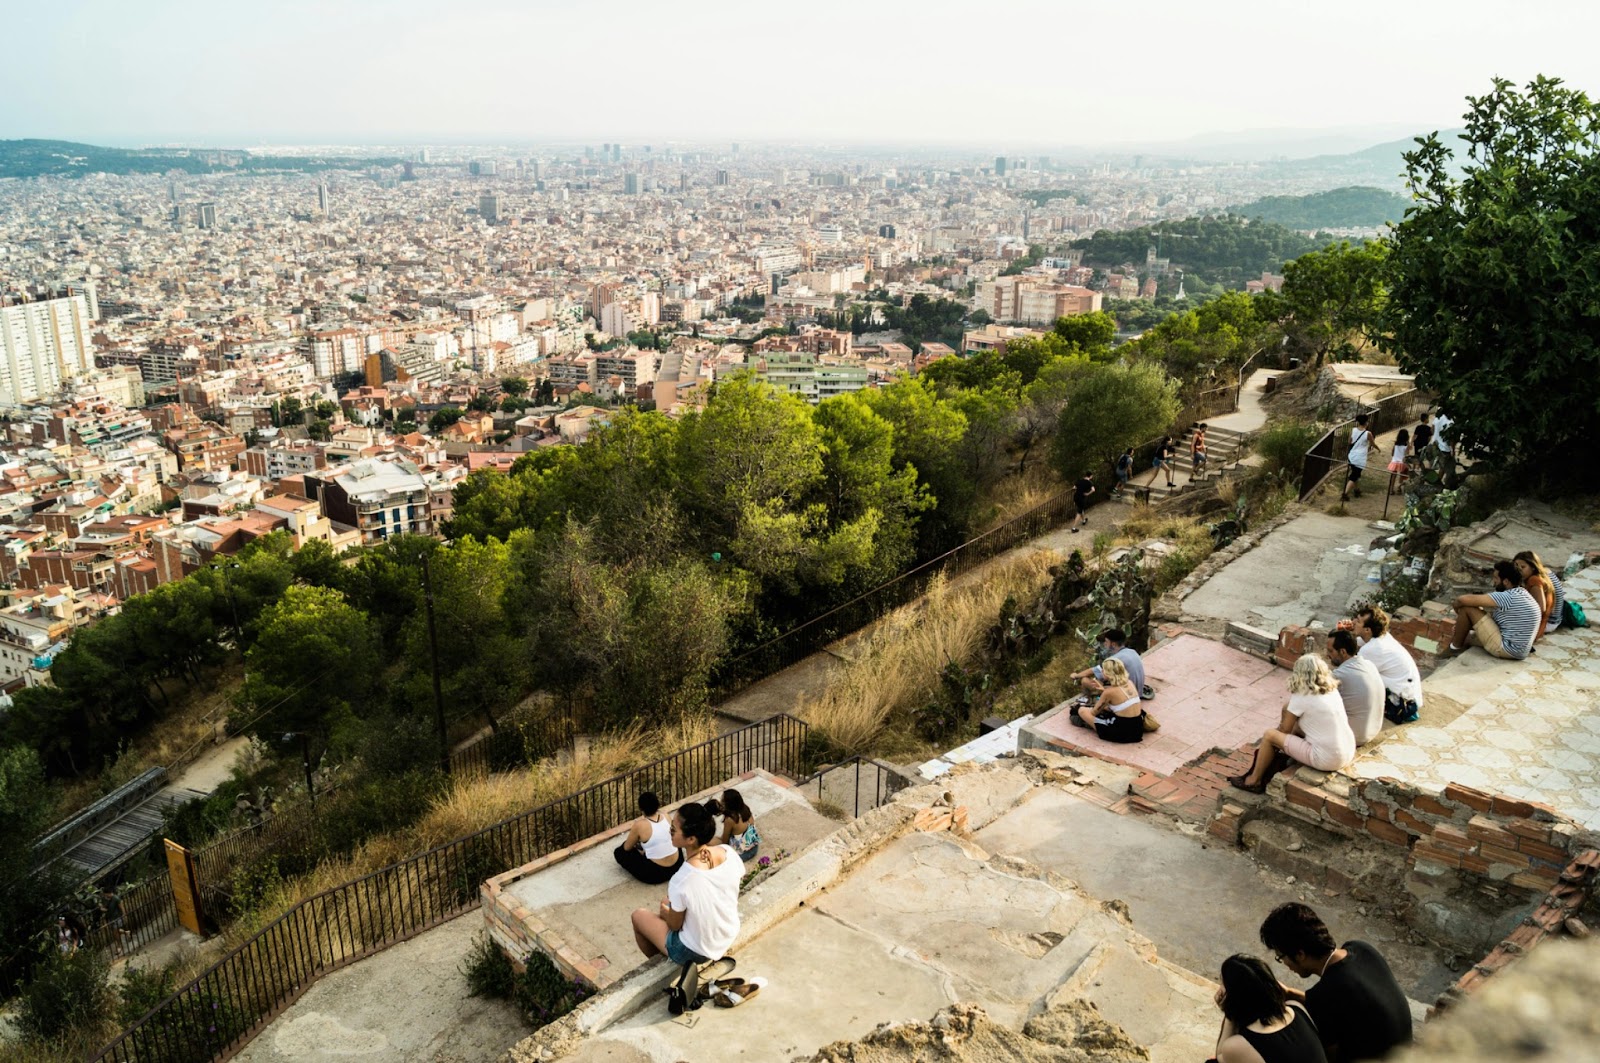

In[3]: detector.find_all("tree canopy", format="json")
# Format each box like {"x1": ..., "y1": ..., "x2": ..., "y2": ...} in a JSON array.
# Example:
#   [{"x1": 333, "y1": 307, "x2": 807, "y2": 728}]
[{"x1": 1383, "y1": 76, "x2": 1600, "y2": 474}]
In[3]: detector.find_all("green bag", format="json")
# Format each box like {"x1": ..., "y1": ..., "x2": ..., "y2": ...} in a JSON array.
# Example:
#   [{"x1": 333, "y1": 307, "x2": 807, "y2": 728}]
[{"x1": 1563, "y1": 599, "x2": 1588, "y2": 629}]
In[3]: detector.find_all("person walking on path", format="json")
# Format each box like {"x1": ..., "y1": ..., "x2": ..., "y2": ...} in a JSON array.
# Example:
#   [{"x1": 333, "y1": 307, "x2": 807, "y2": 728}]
[
  {"x1": 1386, "y1": 428, "x2": 1410, "y2": 492},
  {"x1": 1148, "y1": 435, "x2": 1176, "y2": 489},
  {"x1": 1190, "y1": 424, "x2": 1208, "y2": 483},
  {"x1": 1112, "y1": 447, "x2": 1133, "y2": 497},
  {"x1": 1340, "y1": 414, "x2": 1373, "y2": 503},
  {"x1": 1070, "y1": 470, "x2": 1095, "y2": 533}
]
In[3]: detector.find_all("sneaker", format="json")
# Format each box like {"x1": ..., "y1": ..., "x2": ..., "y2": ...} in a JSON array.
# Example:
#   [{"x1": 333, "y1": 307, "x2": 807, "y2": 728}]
[
  {"x1": 1071, "y1": 527, "x2": 1080, "y2": 533},
  {"x1": 1141, "y1": 684, "x2": 1156, "y2": 700}
]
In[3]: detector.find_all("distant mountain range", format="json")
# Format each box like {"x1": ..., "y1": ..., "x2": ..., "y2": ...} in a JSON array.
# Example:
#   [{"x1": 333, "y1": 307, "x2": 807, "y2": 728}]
[{"x1": 0, "y1": 139, "x2": 406, "y2": 179}]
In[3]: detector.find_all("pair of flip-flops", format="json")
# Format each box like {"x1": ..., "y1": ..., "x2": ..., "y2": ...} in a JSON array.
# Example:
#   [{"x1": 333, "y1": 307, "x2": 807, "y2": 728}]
[{"x1": 709, "y1": 977, "x2": 766, "y2": 1008}]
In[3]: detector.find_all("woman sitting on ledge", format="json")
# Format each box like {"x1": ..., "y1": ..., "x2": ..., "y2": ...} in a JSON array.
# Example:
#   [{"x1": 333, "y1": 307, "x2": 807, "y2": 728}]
[
  {"x1": 1231, "y1": 655, "x2": 1355, "y2": 794},
  {"x1": 1070, "y1": 657, "x2": 1145, "y2": 744},
  {"x1": 614, "y1": 791, "x2": 682, "y2": 884},
  {"x1": 711, "y1": 788, "x2": 761, "y2": 863}
]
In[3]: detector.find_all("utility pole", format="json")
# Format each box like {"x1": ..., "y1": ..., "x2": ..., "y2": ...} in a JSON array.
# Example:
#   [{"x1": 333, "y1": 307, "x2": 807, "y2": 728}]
[{"x1": 422, "y1": 555, "x2": 450, "y2": 775}]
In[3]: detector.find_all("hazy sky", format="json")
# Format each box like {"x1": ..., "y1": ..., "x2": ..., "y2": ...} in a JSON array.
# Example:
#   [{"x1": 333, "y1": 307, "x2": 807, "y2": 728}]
[{"x1": 5, "y1": 0, "x2": 1598, "y2": 149}]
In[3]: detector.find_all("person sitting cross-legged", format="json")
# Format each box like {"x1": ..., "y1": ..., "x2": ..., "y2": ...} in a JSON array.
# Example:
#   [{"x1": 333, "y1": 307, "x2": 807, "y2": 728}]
[
  {"x1": 630, "y1": 801, "x2": 743, "y2": 970},
  {"x1": 1449, "y1": 560, "x2": 1540, "y2": 661},
  {"x1": 1069, "y1": 657, "x2": 1145, "y2": 744},
  {"x1": 1070, "y1": 628, "x2": 1146, "y2": 697},
  {"x1": 1211, "y1": 954, "x2": 1328, "y2": 1063},
  {"x1": 1230, "y1": 655, "x2": 1355, "y2": 794}
]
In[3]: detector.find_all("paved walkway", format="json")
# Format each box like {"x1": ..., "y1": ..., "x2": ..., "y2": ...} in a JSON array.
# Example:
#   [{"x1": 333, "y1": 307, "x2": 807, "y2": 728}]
[
  {"x1": 1351, "y1": 564, "x2": 1600, "y2": 828},
  {"x1": 1207, "y1": 368, "x2": 1279, "y2": 436}
]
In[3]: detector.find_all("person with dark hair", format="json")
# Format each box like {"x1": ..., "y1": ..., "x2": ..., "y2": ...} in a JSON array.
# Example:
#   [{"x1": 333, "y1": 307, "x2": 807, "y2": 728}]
[
  {"x1": 614, "y1": 791, "x2": 683, "y2": 884},
  {"x1": 1412, "y1": 415, "x2": 1433, "y2": 454},
  {"x1": 1449, "y1": 560, "x2": 1540, "y2": 661},
  {"x1": 1071, "y1": 628, "x2": 1146, "y2": 697},
  {"x1": 1070, "y1": 470, "x2": 1095, "y2": 533},
  {"x1": 1069, "y1": 656, "x2": 1144, "y2": 744},
  {"x1": 1113, "y1": 447, "x2": 1133, "y2": 497},
  {"x1": 1190, "y1": 424, "x2": 1208, "y2": 483},
  {"x1": 1148, "y1": 435, "x2": 1176, "y2": 489},
  {"x1": 1340, "y1": 414, "x2": 1373, "y2": 503},
  {"x1": 1258, "y1": 903, "x2": 1411, "y2": 1062},
  {"x1": 1325, "y1": 630, "x2": 1383, "y2": 746},
  {"x1": 1386, "y1": 428, "x2": 1410, "y2": 492},
  {"x1": 1353, "y1": 606, "x2": 1424, "y2": 723},
  {"x1": 630, "y1": 801, "x2": 742, "y2": 967},
  {"x1": 710, "y1": 788, "x2": 761, "y2": 863},
  {"x1": 1212, "y1": 954, "x2": 1327, "y2": 1063}
]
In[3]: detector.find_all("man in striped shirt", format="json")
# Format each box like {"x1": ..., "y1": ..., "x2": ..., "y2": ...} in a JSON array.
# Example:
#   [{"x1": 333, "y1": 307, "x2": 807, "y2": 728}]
[{"x1": 1448, "y1": 561, "x2": 1541, "y2": 660}]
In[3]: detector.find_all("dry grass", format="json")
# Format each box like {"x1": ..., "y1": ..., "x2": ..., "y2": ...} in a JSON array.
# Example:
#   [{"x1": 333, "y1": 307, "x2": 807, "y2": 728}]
[
  {"x1": 799, "y1": 552, "x2": 1059, "y2": 756},
  {"x1": 222, "y1": 715, "x2": 716, "y2": 948},
  {"x1": 1114, "y1": 504, "x2": 1215, "y2": 558},
  {"x1": 990, "y1": 633, "x2": 1094, "y2": 722},
  {"x1": 977, "y1": 465, "x2": 1064, "y2": 534}
]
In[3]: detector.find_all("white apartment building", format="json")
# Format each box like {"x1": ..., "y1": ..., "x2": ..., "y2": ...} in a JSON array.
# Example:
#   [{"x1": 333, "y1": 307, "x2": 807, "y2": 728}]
[
  {"x1": 754, "y1": 353, "x2": 867, "y2": 405},
  {"x1": 306, "y1": 328, "x2": 363, "y2": 378},
  {"x1": 0, "y1": 292, "x2": 98, "y2": 405}
]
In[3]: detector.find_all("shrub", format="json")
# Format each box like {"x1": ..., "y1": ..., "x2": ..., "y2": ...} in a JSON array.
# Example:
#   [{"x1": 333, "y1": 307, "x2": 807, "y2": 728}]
[
  {"x1": 513, "y1": 950, "x2": 588, "y2": 1027},
  {"x1": 1255, "y1": 420, "x2": 1324, "y2": 478},
  {"x1": 16, "y1": 946, "x2": 113, "y2": 1044},
  {"x1": 117, "y1": 961, "x2": 181, "y2": 1026},
  {"x1": 461, "y1": 932, "x2": 516, "y2": 999}
]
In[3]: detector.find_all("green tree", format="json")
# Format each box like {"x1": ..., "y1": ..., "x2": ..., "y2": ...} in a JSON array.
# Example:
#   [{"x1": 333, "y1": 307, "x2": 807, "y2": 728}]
[
  {"x1": 428, "y1": 407, "x2": 466, "y2": 434},
  {"x1": 243, "y1": 585, "x2": 381, "y2": 740},
  {"x1": 500, "y1": 376, "x2": 530, "y2": 397},
  {"x1": 1051, "y1": 311, "x2": 1117, "y2": 356},
  {"x1": 0, "y1": 744, "x2": 70, "y2": 994},
  {"x1": 1050, "y1": 362, "x2": 1181, "y2": 481},
  {"x1": 1383, "y1": 76, "x2": 1600, "y2": 473},
  {"x1": 859, "y1": 377, "x2": 972, "y2": 548},
  {"x1": 468, "y1": 394, "x2": 495, "y2": 413},
  {"x1": 315, "y1": 400, "x2": 339, "y2": 420},
  {"x1": 1279, "y1": 240, "x2": 1388, "y2": 367}
]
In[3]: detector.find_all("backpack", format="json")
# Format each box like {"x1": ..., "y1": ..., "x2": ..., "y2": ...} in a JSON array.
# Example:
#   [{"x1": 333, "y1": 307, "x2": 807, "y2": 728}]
[{"x1": 1563, "y1": 599, "x2": 1588, "y2": 629}]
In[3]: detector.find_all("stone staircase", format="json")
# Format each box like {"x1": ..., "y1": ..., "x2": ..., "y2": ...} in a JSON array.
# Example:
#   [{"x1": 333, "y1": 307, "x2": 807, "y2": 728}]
[{"x1": 1113, "y1": 424, "x2": 1250, "y2": 505}]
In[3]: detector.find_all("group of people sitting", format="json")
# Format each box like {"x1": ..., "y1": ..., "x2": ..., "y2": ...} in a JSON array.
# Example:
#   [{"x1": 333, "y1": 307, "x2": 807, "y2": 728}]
[
  {"x1": 1211, "y1": 903, "x2": 1413, "y2": 1063},
  {"x1": 1230, "y1": 547, "x2": 1570, "y2": 793},
  {"x1": 617, "y1": 789, "x2": 761, "y2": 979},
  {"x1": 1068, "y1": 628, "x2": 1151, "y2": 744}
]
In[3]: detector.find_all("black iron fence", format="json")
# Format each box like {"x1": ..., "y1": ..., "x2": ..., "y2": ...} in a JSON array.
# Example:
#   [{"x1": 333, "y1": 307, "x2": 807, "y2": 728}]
[
  {"x1": 710, "y1": 491, "x2": 1076, "y2": 700},
  {"x1": 795, "y1": 756, "x2": 915, "y2": 819},
  {"x1": 81, "y1": 870, "x2": 180, "y2": 957},
  {"x1": 1298, "y1": 388, "x2": 1430, "y2": 500},
  {"x1": 91, "y1": 714, "x2": 809, "y2": 1063}
]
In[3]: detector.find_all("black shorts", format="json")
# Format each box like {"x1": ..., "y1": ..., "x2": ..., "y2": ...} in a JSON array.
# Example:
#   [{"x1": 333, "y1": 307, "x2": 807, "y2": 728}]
[
  {"x1": 1074, "y1": 498, "x2": 1089, "y2": 517},
  {"x1": 1347, "y1": 465, "x2": 1364, "y2": 483},
  {"x1": 1094, "y1": 712, "x2": 1145, "y2": 744}
]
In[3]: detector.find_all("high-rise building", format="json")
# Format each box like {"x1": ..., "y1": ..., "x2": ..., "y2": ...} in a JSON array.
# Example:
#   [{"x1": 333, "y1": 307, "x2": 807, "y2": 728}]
[
  {"x1": 715, "y1": 170, "x2": 729, "y2": 186},
  {"x1": 530, "y1": 159, "x2": 541, "y2": 181},
  {"x1": 731, "y1": 142, "x2": 740, "y2": 154},
  {"x1": 479, "y1": 194, "x2": 503, "y2": 223},
  {"x1": 196, "y1": 202, "x2": 217, "y2": 229},
  {"x1": 878, "y1": 224, "x2": 896, "y2": 239},
  {"x1": 679, "y1": 173, "x2": 689, "y2": 192},
  {"x1": 316, "y1": 183, "x2": 329, "y2": 215},
  {"x1": 0, "y1": 289, "x2": 98, "y2": 405},
  {"x1": 994, "y1": 156, "x2": 1008, "y2": 176},
  {"x1": 623, "y1": 173, "x2": 640, "y2": 195}
]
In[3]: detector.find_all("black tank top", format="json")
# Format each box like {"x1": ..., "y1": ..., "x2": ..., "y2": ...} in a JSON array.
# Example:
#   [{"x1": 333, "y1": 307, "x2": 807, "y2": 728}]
[{"x1": 1239, "y1": 1004, "x2": 1327, "y2": 1063}]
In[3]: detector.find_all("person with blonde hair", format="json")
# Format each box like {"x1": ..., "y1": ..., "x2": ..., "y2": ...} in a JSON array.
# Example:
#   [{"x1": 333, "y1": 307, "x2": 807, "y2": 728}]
[
  {"x1": 1069, "y1": 656, "x2": 1145, "y2": 744},
  {"x1": 1231, "y1": 655, "x2": 1356, "y2": 793}
]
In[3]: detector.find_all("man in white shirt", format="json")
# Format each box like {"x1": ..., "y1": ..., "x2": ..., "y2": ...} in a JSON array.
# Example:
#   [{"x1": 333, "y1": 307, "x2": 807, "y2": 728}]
[
  {"x1": 1326, "y1": 629, "x2": 1385, "y2": 745},
  {"x1": 1355, "y1": 606, "x2": 1425, "y2": 723},
  {"x1": 631, "y1": 802, "x2": 743, "y2": 968},
  {"x1": 1341, "y1": 413, "x2": 1373, "y2": 503}
]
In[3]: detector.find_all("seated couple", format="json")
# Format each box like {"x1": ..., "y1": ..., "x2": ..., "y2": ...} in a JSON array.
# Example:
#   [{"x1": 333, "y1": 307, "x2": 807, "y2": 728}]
[
  {"x1": 1448, "y1": 557, "x2": 1549, "y2": 662},
  {"x1": 629, "y1": 800, "x2": 743, "y2": 970},
  {"x1": 614, "y1": 788, "x2": 760, "y2": 885}
]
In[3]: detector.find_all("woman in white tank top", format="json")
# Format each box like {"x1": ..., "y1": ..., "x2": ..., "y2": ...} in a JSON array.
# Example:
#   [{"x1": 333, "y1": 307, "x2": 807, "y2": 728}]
[{"x1": 614, "y1": 791, "x2": 683, "y2": 884}]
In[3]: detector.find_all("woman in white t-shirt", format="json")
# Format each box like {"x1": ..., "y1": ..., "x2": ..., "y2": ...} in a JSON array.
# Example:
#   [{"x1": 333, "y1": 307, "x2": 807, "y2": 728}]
[
  {"x1": 1231, "y1": 655, "x2": 1356, "y2": 794},
  {"x1": 630, "y1": 801, "x2": 743, "y2": 967}
]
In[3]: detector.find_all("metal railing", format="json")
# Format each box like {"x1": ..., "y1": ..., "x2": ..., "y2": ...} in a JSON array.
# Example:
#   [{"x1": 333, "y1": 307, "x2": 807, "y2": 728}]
[
  {"x1": 91, "y1": 714, "x2": 809, "y2": 1063},
  {"x1": 710, "y1": 491, "x2": 1076, "y2": 700},
  {"x1": 81, "y1": 869, "x2": 179, "y2": 957},
  {"x1": 795, "y1": 756, "x2": 914, "y2": 819},
  {"x1": 1298, "y1": 388, "x2": 1430, "y2": 500}
]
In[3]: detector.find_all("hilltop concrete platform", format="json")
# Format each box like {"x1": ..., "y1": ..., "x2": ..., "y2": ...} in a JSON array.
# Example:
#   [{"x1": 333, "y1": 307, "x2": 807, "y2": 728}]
[
  {"x1": 1351, "y1": 564, "x2": 1600, "y2": 829},
  {"x1": 1024, "y1": 635, "x2": 1287, "y2": 777}
]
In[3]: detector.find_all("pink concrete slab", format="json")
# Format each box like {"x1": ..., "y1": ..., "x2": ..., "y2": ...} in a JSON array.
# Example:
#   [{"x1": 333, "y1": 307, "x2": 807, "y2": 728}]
[{"x1": 1037, "y1": 635, "x2": 1288, "y2": 777}]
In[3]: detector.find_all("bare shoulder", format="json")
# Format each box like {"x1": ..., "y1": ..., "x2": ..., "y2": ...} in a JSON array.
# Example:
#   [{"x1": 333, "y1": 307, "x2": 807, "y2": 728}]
[{"x1": 1216, "y1": 1035, "x2": 1266, "y2": 1063}]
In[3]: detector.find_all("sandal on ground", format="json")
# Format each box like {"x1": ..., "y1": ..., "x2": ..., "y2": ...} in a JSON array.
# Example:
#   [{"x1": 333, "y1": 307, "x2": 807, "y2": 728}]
[
  {"x1": 1068, "y1": 711, "x2": 1090, "y2": 729},
  {"x1": 714, "y1": 978, "x2": 766, "y2": 1008},
  {"x1": 1228, "y1": 774, "x2": 1267, "y2": 795}
]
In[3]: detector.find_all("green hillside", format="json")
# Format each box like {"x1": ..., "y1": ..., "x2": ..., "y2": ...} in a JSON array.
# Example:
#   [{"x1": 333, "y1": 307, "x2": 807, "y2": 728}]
[
  {"x1": 0, "y1": 139, "x2": 406, "y2": 179},
  {"x1": 1071, "y1": 215, "x2": 1326, "y2": 290},
  {"x1": 1231, "y1": 186, "x2": 1410, "y2": 229}
]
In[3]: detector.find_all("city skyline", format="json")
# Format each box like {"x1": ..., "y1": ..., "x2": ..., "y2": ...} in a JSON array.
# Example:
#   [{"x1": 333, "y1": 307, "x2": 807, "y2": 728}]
[{"x1": 6, "y1": 0, "x2": 1598, "y2": 148}]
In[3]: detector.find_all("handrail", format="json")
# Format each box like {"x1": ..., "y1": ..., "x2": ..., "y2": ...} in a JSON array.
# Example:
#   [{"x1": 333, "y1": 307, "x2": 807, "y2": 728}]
[{"x1": 91, "y1": 714, "x2": 810, "y2": 1063}]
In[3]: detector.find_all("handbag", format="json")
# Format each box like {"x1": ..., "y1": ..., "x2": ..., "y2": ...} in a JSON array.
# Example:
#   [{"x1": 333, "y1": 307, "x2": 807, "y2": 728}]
[
  {"x1": 1142, "y1": 712, "x2": 1161, "y2": 733},
  {"x1": 1563, "y1": 599, "x2": 1588, "y2": 629}
]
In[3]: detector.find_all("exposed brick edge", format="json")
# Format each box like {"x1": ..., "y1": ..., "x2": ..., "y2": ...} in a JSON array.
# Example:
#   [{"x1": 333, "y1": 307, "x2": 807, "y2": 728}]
[
  {"x1": 1277, "y1": 610, "x2": 1455, "y2": 673},
  {"x1": 1433, "y1": 849, "x2": 1600, "y2": 1013},
  {"x1": 1129, "y1": 746, "x2": 1255, "y2": 824}
]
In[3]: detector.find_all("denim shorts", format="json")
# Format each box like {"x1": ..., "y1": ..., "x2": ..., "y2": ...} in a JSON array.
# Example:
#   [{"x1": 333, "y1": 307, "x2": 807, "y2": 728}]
[{"x1": 666, "y1": 930, "x2": 710, "y2": 967}]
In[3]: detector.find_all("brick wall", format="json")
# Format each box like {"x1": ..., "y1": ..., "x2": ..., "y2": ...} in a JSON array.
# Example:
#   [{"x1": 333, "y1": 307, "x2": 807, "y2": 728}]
[{"x1": 1276, "y1": 609, "x2": 1456, "y2": 672}]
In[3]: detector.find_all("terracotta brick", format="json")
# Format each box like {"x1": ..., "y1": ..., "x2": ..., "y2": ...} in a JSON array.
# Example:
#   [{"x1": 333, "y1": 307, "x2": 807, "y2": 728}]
[
  {"x1": 1507, "y1": 819, "x2": 1554, "y2": 844},
  {"x1": 1285, "y1": 780, "x2": 1325, "y2": 811},
  {"x1": 1366, "y1": 817, "x2": 1411, "y2": 847},
  {"x1": 1467, "y1": 816, "x2": 1518, "y2": 849},
  {"x1": 1324, "y1": 796, "x2": 1366, "y2": 830},
  {"x1": 1510, "y1": 869, "x2": 1560, "y2": 891},
  {"x1": 1414, "y1": 794, "x2": 1455, "y2": 818},
  {"x1": 1444, "y1": 783, "x2": 1494, "y2": 812},
  {"x1": 1431, "y1": 824, "x2": 1473, "y2": 852},
  {"x1": 1504, "y1": 924, "x2": 1545, "y2": 951},
  {"x1": 1209, "y1": 817, "x2": 1240, "y2": 842},
  {"x1": 1517, "y1": 837, "x2": 1570, "y2": 864},
  {"x1": 1365, "y1": 801, "x2": 1395, "y2": 823},
  {"x1": 1413, "y1": 842, "x2": 1462, "y2": 869},
  {"x1": 1459, "y1": 852, "x2": 1493, "y2": 876},
  {"x1": 1394, "y1": 809, "x2": 1434, "y2": 836},
  {"x1": 1478, "y1": 842, "x2": 1530, "y2": 868},
  {"x1": 1572, "y1": 850, "x2": 1600, "y2": 870},
  {"x1": 1491, "y1": 795, "x2": 1539, "y2": 819}
]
